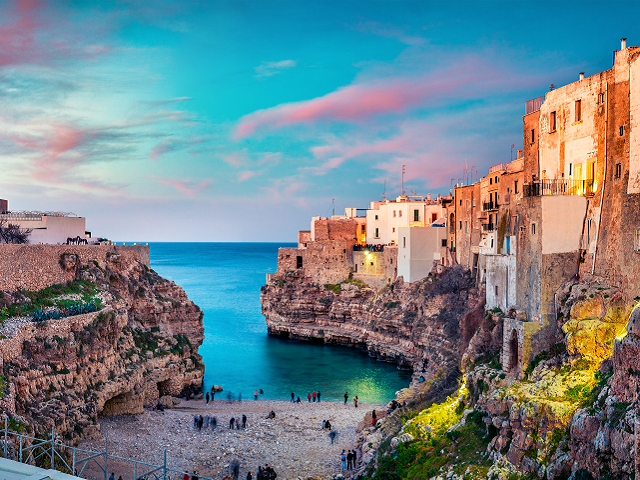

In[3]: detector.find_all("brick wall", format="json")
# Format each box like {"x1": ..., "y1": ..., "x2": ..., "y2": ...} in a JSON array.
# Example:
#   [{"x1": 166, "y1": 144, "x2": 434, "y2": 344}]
[
  {"x1": 312, "y1": 218, "x2": 358, "y2": 242},
  {"x1": 0, "y1": 244, "x2": 150, "y2": 292}
]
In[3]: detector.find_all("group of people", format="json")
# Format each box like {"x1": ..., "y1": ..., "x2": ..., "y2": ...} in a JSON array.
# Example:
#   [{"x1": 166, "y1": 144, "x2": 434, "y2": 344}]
[
  {"x1": 305, "y1": 391, "x2": 321, "y2": 402},
  {"x1": 340, "y1": 450, "x2": 358, "y2": 470},
  {"x1": 253, "y1": 464, "x2": 277, "y2": 480},
  {"x1": 352, "y1": 244, "x2": 384, "y2": 252},
  {"x1": 191, "y1": 414, "x2": 248, "y2": 430}
]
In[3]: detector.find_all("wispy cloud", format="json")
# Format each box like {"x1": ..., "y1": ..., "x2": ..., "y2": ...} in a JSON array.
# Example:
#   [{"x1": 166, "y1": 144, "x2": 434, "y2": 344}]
[
  {"x1": 152, "y1": 177, "x2": 212, "y2": 198},
  {"x1": 234, "y1": 56, "x2": 520, "y2": 138},
  {"x1": 254, "y1": 60, "x2": 297, "y2": 78},
  {"x1": 349, "y1": 19, "x2": 426, "y2": 46}
]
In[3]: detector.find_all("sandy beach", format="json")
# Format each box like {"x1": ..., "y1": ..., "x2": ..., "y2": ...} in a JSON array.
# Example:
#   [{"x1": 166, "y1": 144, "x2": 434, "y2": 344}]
[{"x1": 79, "y1": 398, "x2": 383, "y2": 480}]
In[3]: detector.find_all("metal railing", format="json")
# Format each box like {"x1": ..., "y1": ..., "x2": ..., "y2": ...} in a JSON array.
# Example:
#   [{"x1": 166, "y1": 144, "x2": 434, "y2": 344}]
[
  {"x1": 523, "y1": 179, "x2": 595, "y2": 198},
  {"x1": 489, "y1": 163, "x2": 508, "y2": 174},
  {"x1": 525, "y1": 97, "x2": 543, "y2": 115},
  {"x1": 482, "y1": 223, "x2": 495, "y2": 232},
  {"x1": 0, "y1": 418, "x2": 222, "y2": 480},
  {"x1": 482, "y1": 201, "x2": 499, "y2": 211}
]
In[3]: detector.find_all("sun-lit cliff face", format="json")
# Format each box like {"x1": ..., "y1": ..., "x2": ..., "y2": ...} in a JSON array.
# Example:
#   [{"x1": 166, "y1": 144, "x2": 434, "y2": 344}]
[{"x1": 0, "y1": 250, "x2": 204, "y2": 443}]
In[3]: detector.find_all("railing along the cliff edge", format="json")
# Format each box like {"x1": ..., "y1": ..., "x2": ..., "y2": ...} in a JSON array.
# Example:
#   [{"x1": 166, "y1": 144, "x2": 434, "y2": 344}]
[{"x1": 0, "y1": 418, "x2": 222, "y2": 480}]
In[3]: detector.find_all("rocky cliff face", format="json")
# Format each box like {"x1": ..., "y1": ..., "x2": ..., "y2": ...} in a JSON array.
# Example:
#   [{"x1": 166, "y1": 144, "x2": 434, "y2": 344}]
[
  {"x1": 0, "y1": 251, "x2": 204, "y2": 443},
  {"x1": 261, "y1": 267, "x2": 486, "y2": 383}
]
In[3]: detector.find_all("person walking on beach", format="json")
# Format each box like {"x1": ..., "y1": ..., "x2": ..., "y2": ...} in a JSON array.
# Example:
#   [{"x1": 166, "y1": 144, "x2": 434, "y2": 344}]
[
  {"x1": 329, "y1": 430, "x2": 336, "y2": 444},
  {"x1": 290, "y1": 391, "x2": 295, "y2": 402},
  {"x1": 312, "y1": 391, "x2": 316, "y2": 402},
  {"x1": 242, "y1": 414, "x2": 247, "y2": 428},
  {"x1": 229, "y1": 417, "x2": 235, "y2": 429},
  {"x1": 259, "y1": 388, "x2": 264, "y2": 399},
  {"x1": 344, "y1": 391, "x2": 349, "y2": 404},
  {"x1": 198, "y1": 415, "x2": 204, "y2": 430},
  {"x1": 317, "y1": 391, "x2": 321, "y2": 402},
  {"x1": 206, "y1": 392, "x2": 209, "y2": 404},
  {"x1": 254, "y1": 390, "x2": 258, "y2": 400},
  {"x1": 340, "y1": 450, "x2": 346, "y2": 470},
  {"x1": 353, "y1": 396, "x2": 358, "y2": 408},
  {"x1": 307, "y1": 393, "x2": 311, "y2": 402},
  {"x1": 109, "y1": 472, "x2": 115, "y2": 480}
]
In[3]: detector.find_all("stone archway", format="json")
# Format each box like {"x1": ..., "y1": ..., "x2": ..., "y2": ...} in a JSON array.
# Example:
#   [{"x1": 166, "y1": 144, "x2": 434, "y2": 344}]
[{"x1": 508, "y1": 329, "x2": 519, "y2": 372}]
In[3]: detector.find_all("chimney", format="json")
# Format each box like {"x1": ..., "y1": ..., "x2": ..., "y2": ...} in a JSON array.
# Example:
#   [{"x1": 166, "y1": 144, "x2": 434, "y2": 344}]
[
  {"x1": 517, "y1": 150, "x2": 523, "y2": 159},
  {"x1": 427, "y1": 193, "x2": 431, "y2": 201},
  {"x1": 622, "y1": 38, "x2": 627, "y2": 50},
  {"x1": 579, "y1": 72, "x2": 584, "y2": 80}
]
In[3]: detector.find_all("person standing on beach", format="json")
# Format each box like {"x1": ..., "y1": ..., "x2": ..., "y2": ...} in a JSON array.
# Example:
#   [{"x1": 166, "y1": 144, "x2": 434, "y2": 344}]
[
  {"x1": 347, "y1": 451, "x2": 352, "y2": 469},
  {"x1": 344, "y1": 391, "x2": 348, "y2": 404},
  {"x1": 109, "y1": 473, "x2": 115, "y2": 480},
  {"x1": 242, "y1": 414, "x2": 247, "y2": 428},
  {"x1": 340, "y1": 450, "x2": 346, "y2": 470},
  {"x1": 307, "y1": 393, "x2": 311, "y2": 402},
  {"x1": 254, "y1": 390, "x2": 258, "y2": 400},
  {"x1": 372, "y1": 410, "x2": 377, "y2": 425},
  {"x1": 229, "y1": 417, "x2": 235, "y2": 429},
  {"x1": 329, "y1": 430, "x2": 336, "y2": 444},
  {"x1": 246, "y1": 472, "x2": 252, "y2": 480},
  {"x1": 290, "y1": 391, "x2": 294, "y2": 402},
  {"x1": 183, "y1": 473, "x2": 190, "y2": 480},
  {"x1": 205, "y1": 392, "x2": 209, "y2": 404},
  {"x1": 259, "y1": 388, "x2": 264, "y2": 399},
  {"x1": 317, "y1": 391, "x2": 321, "y2": 402},
  {"x1": 312, "y1": 391, "x2": 316, "y2": 402},
  {"x1": 353, "y1": 396, "x2": 358, "y2": 408}
]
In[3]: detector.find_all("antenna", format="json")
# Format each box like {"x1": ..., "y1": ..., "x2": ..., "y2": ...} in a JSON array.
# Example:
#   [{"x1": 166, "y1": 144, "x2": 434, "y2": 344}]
[
  {"x1": 332, "y1": 198, "x2": 335, "y2": 217},
  {"x1": 383, "y1": 180, "x2": 386, "y2": 201},
  {"x1": 511, "y1": 144, "x2": 515, "y2": 161},
  {"x1": 401, "y1": 165, "x2": 406, "y2": 196}
]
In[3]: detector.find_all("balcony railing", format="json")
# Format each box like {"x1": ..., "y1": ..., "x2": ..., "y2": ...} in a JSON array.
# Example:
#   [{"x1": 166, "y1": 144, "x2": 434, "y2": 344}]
[
  {"x1": 523, "y1": 179, "x2": 595, "y2": 197},
  {"x1": 482, "y1": 223, "x2": 495, "y2": 232},
  {"x1": 525, "y1": 96, "x2": 543, "y2": 115},
  {"x1": 482, "y1": 201, "x2": 499, "y2": 211}
]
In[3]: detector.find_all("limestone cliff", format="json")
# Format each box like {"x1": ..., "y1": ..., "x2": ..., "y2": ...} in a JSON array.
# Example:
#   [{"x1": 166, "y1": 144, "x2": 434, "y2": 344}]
[
  {"x1": 0, "y1": 250, "x2": 204, "y2": 443},
  {"x1": 261, "y1": 267, "x2": 487, "y2": 385}
]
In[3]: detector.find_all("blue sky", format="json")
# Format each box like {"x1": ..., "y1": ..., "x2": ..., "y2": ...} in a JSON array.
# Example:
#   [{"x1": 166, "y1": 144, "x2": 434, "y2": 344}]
[{"x1": 0, "y1": 0, "x2": 636, "y2": 241}]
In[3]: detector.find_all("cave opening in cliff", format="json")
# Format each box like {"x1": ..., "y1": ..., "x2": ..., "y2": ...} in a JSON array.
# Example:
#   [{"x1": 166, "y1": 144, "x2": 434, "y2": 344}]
[
  {"x1": 508, "y1": 329, "x2": 519, "y2": 372},
  {"x1": 157, "y1": 379, "x2": 172, "y2": 397}
]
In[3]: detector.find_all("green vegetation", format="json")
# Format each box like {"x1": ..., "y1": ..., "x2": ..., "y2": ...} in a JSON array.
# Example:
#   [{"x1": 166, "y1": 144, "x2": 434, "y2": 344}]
[
  {"x1": 324, "y1": 283, "x2": 341, "y2": 294},
  {"x1": 384, "y1": 301, "x2": 400, "y2": 309},
  {"x1": 0, "y1": 280, "x2": 103, "y2": 323}
]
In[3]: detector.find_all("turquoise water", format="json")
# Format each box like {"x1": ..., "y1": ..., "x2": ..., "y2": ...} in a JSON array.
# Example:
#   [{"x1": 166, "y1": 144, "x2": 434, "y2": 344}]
[{"x1": 147, "y1": 243, "x2": 412, "y2": 404}]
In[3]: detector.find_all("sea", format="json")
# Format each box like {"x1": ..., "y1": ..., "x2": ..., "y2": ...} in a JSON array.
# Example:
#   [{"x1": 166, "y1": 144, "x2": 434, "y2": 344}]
[{"x1": 146, "y1": 243, "x2": 412, "y2": 404}]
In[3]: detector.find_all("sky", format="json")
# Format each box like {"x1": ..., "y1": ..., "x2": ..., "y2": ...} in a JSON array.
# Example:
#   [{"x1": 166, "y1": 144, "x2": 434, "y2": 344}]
[{"x1": 0, "y1": 0, "x2": 638, "y2": 241}]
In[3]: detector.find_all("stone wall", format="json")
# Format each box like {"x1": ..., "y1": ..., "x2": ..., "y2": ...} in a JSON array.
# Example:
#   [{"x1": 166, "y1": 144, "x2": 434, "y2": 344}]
[
  {"x1": 0, "y1": 244, "x2": 150, "y2": 292},
  {"x1": 312, "y1": 218, "x2": 358, "y2": 242}
]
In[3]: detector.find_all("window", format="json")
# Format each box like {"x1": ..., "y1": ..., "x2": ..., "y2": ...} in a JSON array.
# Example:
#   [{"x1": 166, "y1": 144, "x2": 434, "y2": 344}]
[
  {"x1": 620, "y1": 126, "x2": 625, "y2": 136},
  {"x1": 403, "y1": 237, "x2": 406, "y2": 248},
  {"x1": 296, "y1": 256, "x2": 303, "y2": 269},
  {"x1": 491, "y1": 238, "x2": 494, "y2": 248},
  {"x1": 375, "y1": 228, "x2": 379, "y2": 238},
  {"x1": 466, "y1": 200, "x2": 470, "y2": 211},
  {"x1": 575, "y1": 100, "x2": 581, "y2": 122},
  {"x1": 615, "y1": 163, "x2": 622, "y2": 179},
  {"x1": 441, "y1": 239, "x2": 447, "y2": 247},
  {"x1": 495, "y1": 285, "x2": 498, "y2": 296},
  {"x1": 495, "y1": 176, "x2": 499, "y2": 183},
  {"x1": 490, "y1": 177, "x2": 493, "y2": 185},
  {"x1": 432, "y1": 213, "x2": 438, "y2": 223},
  {"x1": 414, "y1": 209, "x2": 419, "y2": 222},
  {"x1": 598, "y1": 92, "x2": 605, "y2": 103},
  {"x1": 459, "y1": 221, "x2": 462, "y2": 230},
  {"x1": 531, "y1": 129, "x2": 535, "y2": 143},
  {"x1": 532, "y1": 223, "x2": 536, "y2": 235},
  {"x1": 569, "y1": 163, "x2": 572, "y2": 176},
  {"x1": 490, "y1": 192, "x2": 493, "y2": 203},
  {"x1": 399, "y1": 210, "x2": 402, "y2": 217},
  {"x1": 375, "y1": 215, "x2": 379, "y2": 220},
  {"x1": 361, "y1": 225, "x2": 365, "y2": 232},
  {"x1": 550, "y1": 111, "x2": 557, "y2": 131},
  {"x1": 392, "y1": 227, "x2": 395, "y2": 233},
  {"x1": 464, "y1": 221, "x2": 468, "y2": 233},
  {"x1": 460, "y1": 199, "x2": 462, "y2": 206},
  {"x1": 393, "y1": 210, "x2": 396, "y2": 217},
  {"x1": 514, "y1": 180, "x2": 519, "y2": 194}
]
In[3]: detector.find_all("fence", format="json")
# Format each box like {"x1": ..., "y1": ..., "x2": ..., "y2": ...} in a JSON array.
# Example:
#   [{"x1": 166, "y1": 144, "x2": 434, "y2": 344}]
[
  {"x1": 523, "y1": 179, "x2": 595, "y2": 197},
  {"x1": 0, "y1": 419, "x2": 226, "y2": 480}
]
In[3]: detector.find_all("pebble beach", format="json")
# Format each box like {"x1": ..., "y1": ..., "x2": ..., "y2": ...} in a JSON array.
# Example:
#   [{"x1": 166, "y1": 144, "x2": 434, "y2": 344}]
[{"x1": 79, "y1": 398, "x2": 383, "y2": 480}]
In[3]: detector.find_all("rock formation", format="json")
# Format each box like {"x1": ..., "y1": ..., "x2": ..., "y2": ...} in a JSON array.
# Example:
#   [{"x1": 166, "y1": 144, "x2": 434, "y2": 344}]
[{"x1": 0, "y1": 250, "x2": 204, "y2": 443}]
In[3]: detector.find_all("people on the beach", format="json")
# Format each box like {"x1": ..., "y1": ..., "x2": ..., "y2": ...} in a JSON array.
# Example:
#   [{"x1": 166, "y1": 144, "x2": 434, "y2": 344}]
[
  {"x1": 183, "y1": 473, "x2": 190, "y2": 480},
  {"x1": 254, "y1": 390, "x2": 258, "y2": 400},
  {"x1": 266, "y1": 410, "x2": 276, "y2": 419},
  {"x1": 312, "y1": 391, "x2": 316, "y2": 402},
  {"x1": 230, "y1": 417, "x2": 235, "y2": 429},
  {"x1": 307, "y1": 393, "x2": 311, "y2": 402},
  {"x1": 211, "y1": 386, "x2": 216, "y2": 401},
  {"x1": 340, "y1": 450, "x2": 346, "y2": 470},
  {"x1": 344, "y1": 391, "x2": 349, "y2": 404},
  {"x1": 317, "y1": 391, "x2": 321, "y2": 402},
  {"x1": 372, "y1": 410, "x2": 377, "y2": 426},
  {"x1": 246, "y1": 472, "x2": 252, "y2": 480},
  {"x1": 109, "y1": 472, "x2": 115, "y2": 480},
  {"x1": 325, "y1": 419, "x2": 331, "y2": 430},
  {"x1": 329, "y1": 430, "x2": 336, "y2": 444},
  {"x1": 347, "y1": 450, "x2": 353, "y2": 469},
  {"x1": 206, "y1": 392, "x2": 210, "y2": 404},
  {"x1": 290, "y1": 391, "x2": 295, "y2": 402},
  {"x1": 296, "y1": 396, "x2": 301, "y2": 403},
  {"x1": 353, "y1": 396, "x2": 358, "y2": 408}
]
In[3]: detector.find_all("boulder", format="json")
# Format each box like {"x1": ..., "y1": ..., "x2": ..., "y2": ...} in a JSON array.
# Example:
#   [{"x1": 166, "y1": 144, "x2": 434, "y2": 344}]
[
  {"x1": 212, "y1": 385, "x2": 224, "y2": 392},
  {"x1": 158, "y1": 396, "x2": 180, "y2": 409}
]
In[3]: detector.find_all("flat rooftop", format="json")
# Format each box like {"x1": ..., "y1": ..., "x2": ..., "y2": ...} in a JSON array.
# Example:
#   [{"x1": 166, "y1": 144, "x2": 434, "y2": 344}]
[{"x1": 0, "y1": 458, "x2": 79, "y2": 480}]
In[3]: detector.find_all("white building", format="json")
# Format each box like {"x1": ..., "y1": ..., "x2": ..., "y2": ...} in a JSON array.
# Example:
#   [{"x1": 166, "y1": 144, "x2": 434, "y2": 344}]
[
  {"x1": 0, "y1": 212, "x2": 87, "y2": 244},
  {"x1": 365, "y1": 195, "x2": 448, "y2": 246},
  {"x1": 397, "y1": 225, "x2": 448, "y2": 283}
]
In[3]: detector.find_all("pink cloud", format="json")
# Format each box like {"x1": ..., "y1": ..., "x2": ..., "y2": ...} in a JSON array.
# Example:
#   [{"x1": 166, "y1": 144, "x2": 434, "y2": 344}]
[
  {"x1": 238, "y1": 171, "x2": 258, "y2": 182},
  {"x1": 152, "y1": 177, "x2": 211, "y2": 199},
  {"x1": 0, "y1": 0, "x2": 110, "y2": 67},
  {"x1": 234, "y1": 58, "x2": 508, "y2": 138}
]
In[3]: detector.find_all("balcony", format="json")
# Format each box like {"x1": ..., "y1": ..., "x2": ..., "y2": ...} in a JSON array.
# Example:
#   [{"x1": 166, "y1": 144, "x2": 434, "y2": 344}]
[
  {"x1": 525, "y1": 96, "x2": 543, "y2": 115},
  {"x1": 482, "y1": 201, "x2": 499, "y2": 211},
  {"x1": 482, "y1": 223, "x2": 495, "y2": 232},
  {"x1": 523, "y1": 179, "x2": 595, "y2": 198}
]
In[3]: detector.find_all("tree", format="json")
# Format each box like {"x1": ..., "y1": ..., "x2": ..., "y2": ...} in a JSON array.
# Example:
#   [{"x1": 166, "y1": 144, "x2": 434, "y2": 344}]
[{"x1": 0, "y1": 218, "x2": 32, "y2": 244}]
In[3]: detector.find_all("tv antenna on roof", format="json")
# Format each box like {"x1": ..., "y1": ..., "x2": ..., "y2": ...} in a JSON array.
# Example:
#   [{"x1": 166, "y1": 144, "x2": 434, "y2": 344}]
[
  {"x1": 383, "y1": 179, "x2": 386, "y2": 201},
  {"x1": 401, "y1": 164, "x2": 406, "y2": 196}
]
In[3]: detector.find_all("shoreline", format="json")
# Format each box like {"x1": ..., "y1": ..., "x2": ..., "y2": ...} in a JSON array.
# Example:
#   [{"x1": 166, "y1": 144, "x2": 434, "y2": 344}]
[{"x1": 79, "y1": 399, "x2": 384, "y2": 480}]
